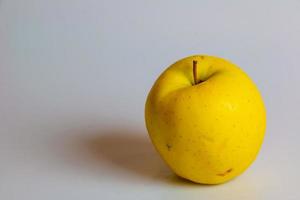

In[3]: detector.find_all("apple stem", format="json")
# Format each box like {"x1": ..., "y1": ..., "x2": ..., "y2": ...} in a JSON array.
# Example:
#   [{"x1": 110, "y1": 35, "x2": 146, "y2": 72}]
[{"x1": 193, "y1": 60, "x2": 198, "y2": 85}]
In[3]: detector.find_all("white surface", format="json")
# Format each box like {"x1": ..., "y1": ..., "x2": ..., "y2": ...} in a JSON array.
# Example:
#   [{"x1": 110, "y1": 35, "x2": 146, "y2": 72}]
[{"x1": 1, "y1": 0, "x2": 300, "y2": 199}]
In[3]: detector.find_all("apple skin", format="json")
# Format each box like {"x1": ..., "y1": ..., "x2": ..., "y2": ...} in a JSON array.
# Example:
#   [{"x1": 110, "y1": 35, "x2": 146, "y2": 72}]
[{"x1": 145, "y1": 55, "x2": 266, "y2": 184}]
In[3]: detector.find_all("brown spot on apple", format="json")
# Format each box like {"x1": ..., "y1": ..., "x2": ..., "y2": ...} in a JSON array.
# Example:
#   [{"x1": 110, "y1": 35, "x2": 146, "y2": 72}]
[
  {"x1": 217, "y1": 168, "x2": 233, "y2": 176},
  {"x1": 166, "y1": 143, "x2": 172, "y2": 151}
]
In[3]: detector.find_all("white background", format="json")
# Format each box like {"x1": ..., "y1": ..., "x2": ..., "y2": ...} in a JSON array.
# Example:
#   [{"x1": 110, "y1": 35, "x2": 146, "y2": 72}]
[{"x1": 1, "y1": 0, "x2": 300, "y2": 199}]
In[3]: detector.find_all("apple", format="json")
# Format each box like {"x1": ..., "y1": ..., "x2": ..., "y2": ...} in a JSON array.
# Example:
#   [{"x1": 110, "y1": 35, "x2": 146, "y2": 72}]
[{"x1": 145, "y1": 55, "x2": 266, "y2": 184}]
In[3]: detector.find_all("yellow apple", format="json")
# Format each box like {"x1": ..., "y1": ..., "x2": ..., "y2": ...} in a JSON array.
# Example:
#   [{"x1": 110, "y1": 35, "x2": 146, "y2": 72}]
[{"x1": 145, "y1": 55, "x2": 266, "y2": 184}]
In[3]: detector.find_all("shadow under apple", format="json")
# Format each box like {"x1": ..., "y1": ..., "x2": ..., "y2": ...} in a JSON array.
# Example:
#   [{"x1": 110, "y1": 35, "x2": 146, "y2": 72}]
[{"x1": 62, "y1": 127, "x2": 178, "y2": 184}]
